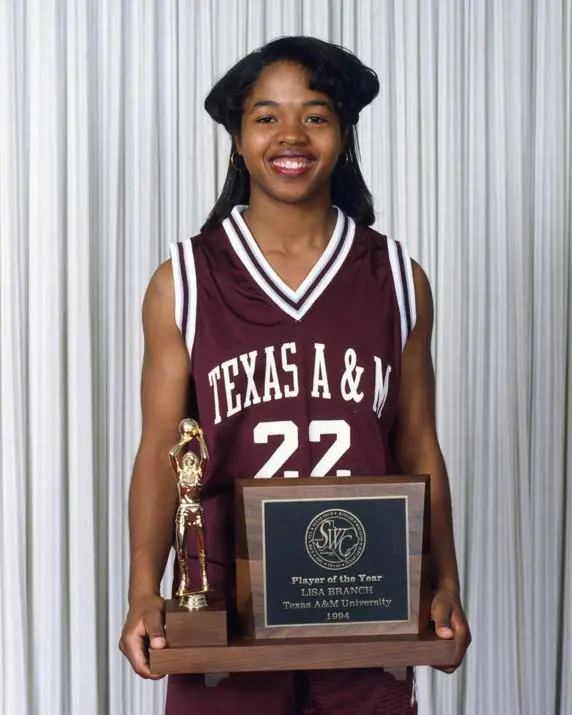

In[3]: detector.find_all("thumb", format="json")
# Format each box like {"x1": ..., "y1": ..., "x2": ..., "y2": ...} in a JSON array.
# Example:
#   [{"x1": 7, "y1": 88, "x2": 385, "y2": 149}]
[
  {"x1": 145, "y1": 611, "x2": 166, "y2": 649},
  {"x1": 432, "y1": 596, "x2": 454, "y2": 639}
]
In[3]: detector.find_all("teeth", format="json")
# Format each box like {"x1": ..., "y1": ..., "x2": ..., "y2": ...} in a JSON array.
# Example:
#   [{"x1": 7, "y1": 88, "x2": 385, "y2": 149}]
[{"x1": 272, "y1": 158, "x2": 311, "y2": 169}]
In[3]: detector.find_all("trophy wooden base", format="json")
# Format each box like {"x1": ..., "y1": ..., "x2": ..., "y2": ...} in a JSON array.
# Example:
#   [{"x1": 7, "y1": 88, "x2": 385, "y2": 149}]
[
  {"x1": 153, "y1": 474, "x2": 457, "y2": 676},
  {"x1": 149, "y1": 631, "x2": 455, "y2": 675},
  {"x1": 164, "y1": 598, "x2": 227, "y2": 648}
]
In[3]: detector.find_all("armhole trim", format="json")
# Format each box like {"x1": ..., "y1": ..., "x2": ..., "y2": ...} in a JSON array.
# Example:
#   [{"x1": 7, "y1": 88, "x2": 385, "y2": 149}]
[
  {"x1": 169, "y1": 239, "x2": 198, "y2": 358},
  {"x1": 387, "y1": 239, "x2": 417, "y2": 350}
]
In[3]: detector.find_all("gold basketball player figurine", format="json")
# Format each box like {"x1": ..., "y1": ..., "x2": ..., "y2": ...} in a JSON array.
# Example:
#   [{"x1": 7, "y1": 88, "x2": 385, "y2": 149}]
[{"x1": 170, "y1": 418, "x2": 210, "y2": 611}]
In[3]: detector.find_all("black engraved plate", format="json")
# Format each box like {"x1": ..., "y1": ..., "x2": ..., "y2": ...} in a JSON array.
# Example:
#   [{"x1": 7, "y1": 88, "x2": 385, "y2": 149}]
[{"x1": 263, "y1": 497, "x2": 409, "y2": 628}]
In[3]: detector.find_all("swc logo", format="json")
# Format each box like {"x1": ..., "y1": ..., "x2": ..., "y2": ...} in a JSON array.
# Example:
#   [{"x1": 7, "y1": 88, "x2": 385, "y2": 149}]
[{"x1": 305, "y1": 509, "x2": 366, "y2": 570}]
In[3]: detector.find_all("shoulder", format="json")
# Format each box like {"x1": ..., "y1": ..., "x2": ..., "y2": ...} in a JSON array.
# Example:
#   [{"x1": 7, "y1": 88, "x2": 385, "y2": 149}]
[
  {"x1": 142, "y1": 260, "x2": 176, "y2": 327},
  {"x1": 351, "y1": 224, "x2": 391, "y2": 268},
  {"x1": 141, "y1": 226, "x2": 218, "y2": 327},
  {"x1": 407, "y1": 260, "x2": 434, "y2": 341},
  {"x1": 166, "y1": 225, "x2": 228, "y2": 348},
  {"x1": 145, "y1": 259, "x2": 175, "y2": 305},
  {"x1": 352, "y1": 223, "x2": 433, "y2": 341},
  {"x1": 171, "y1": 224, "x2": 228, "y2": 258},
  {"x1": 411, "y1": 259, "x2": 431, "y2": 294},
  {"x1": 354, "y1": 224, "x2": 411, "y2": 265},
  {"x1": 355, "y1": 223, "x2": 389, "y2": 247},
  {"x1": 411, "y1": 260, "x2": 433, "y2": 325},
  {"x1": 362, "y1": 228, "x2": 430, "y2": 346}
]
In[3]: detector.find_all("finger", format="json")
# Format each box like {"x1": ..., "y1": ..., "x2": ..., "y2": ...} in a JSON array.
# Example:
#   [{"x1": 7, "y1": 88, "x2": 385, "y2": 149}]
[
  {"x1": 450, "y1": 615, "x2": 471, "y2": 664},
  {"x1": 432, "y1": 600, "x2": 454, "y2": 639},
  {"x1": 431, "y1": 662, "x2": 457, "y2": 674},
  {"x1": 451, "y1": 609, "x2": 472, "y2": 645},
  {"x1": 123, "y1": 621, "x2": 164, "y2": 680},
  {"x1": 144, "y1": 610, "x2": 167, "y2": 650}
]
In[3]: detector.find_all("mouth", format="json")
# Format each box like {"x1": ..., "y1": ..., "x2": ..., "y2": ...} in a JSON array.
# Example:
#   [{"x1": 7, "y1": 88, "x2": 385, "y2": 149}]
[{"x1": 269, "y1": 155, "x2": 316, "y2": 177}]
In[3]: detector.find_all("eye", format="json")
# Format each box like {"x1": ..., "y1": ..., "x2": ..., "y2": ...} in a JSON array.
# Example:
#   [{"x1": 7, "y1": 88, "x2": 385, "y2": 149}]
[
  {"x1": 255, "y1": 115, "x2": 276, "y2": 124},
  {"x1": 305, "y1": 115, "x2": 328, "y2": 124}
]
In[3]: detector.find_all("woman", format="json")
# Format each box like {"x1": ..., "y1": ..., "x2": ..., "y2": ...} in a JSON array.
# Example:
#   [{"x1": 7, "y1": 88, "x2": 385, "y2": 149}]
[{"x1": 119, "y1": 36, "x2": 470, "y2": 714}]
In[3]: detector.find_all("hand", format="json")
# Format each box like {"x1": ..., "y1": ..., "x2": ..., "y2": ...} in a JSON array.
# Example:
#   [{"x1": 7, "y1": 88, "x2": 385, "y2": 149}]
[
  {"x1": 119, "y1": 594, "x2": 166, "y2": 680},
  {"x1": 431, "y1": 589, "x2": 471, "y2": 674}
]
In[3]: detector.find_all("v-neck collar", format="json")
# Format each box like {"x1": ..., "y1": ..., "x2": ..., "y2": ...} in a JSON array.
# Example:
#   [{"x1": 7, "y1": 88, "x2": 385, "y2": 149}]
[{"x1": 222, "y1": 205, "x2": 355, "y2": 321}]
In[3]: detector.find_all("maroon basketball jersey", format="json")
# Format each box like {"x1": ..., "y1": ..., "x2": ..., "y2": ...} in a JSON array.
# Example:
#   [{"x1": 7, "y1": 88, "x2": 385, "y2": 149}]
[{"x1": 169, "y1": 205, "x2": 416, "y2": 595}]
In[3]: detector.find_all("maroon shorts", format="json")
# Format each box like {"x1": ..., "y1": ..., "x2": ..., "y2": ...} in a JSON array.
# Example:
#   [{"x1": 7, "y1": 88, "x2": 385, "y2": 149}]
[{"x1": 166, "y1": 668, "x2": 416, "y2": 714}]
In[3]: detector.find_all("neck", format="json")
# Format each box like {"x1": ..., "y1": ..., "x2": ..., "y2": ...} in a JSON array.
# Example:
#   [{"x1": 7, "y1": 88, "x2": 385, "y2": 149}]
[{"x1": 243, "y1": 194, "x2": 337, "y2": 253}]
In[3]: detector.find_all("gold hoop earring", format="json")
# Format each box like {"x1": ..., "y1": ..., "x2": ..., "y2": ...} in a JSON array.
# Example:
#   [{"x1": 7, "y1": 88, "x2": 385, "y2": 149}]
[{"x1": 230, "y1": 152, "x2": 243, "y2": 171}]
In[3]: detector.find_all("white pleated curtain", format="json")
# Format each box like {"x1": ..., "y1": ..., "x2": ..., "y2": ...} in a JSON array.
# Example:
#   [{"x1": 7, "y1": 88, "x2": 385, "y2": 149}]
[{"x1": 0, "y1": 1, "x2": 570, "y2": 714}]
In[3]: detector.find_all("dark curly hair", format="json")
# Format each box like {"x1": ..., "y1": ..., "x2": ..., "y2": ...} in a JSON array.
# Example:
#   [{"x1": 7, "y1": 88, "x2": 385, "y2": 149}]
[{"x1": 201, "y1": 36, "x2": 380, "y2": 232}]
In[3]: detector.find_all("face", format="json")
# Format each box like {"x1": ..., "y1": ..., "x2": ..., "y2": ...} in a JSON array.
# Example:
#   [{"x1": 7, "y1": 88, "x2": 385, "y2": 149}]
[{"x1": 236, "y1": 62, "x2": 344, "y2": 207}]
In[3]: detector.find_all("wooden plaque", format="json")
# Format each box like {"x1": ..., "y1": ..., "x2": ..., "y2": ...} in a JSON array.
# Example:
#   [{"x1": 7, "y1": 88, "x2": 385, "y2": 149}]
[
  {"x1": 235, "y1": 476, "x2": 432, "y2": 640},
  {"x1": 149, "y1": 475, "x2": 457, "y2": 674}
]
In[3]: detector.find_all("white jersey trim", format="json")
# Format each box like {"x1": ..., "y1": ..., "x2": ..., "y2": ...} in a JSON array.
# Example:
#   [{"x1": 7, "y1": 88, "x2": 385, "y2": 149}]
[
  {"x1": 387, "y1": 239, "x2": 416, "y2": 350},
  {"x1": 223, "y1": 206, "x2": 355, "y2": 321},
  {"x1": 170, "y1": 238, "x2": 198, "y2": 358},
  {"x1": 231, "y1": 205, "x2": 346, "y2": 302},
  {"x1": 223, "y1": 218, "x2": 301, "y2": 320},
  {"x1": 403, "y1": 246, "x2": 417, "y2": 330},
  {"x1": 298, "y1": 220, "x2": 355, "y2": 318}
]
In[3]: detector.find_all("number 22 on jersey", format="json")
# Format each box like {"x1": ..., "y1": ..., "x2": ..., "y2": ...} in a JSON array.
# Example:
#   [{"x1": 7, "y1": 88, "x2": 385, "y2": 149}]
[{"x1": 253, "y1": 420, "x2": 351, "y2": 478}]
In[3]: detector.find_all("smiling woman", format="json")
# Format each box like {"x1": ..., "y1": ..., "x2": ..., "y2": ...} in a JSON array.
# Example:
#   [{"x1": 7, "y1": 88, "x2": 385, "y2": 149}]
[
  {"x1": 202, "y1": 36, "x2": 379, "y2": 232},
  {"x1": 237, "y1": 63, "x2": 343, "y2": 211},
  {"x1": 119, "y1": 35, "x2": 470, "y2": 715}
]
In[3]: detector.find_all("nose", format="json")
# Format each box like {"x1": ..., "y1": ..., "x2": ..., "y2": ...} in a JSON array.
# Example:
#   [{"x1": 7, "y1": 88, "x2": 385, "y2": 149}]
[{"x1": 276, "y1": 118, "x2": 309, "y2": 146}]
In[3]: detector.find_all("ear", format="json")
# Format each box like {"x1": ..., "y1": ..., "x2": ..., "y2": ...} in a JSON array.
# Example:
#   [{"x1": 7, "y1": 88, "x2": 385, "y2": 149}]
[
  {"x1": 233, "y1": 135, "x2": 242, "y2": 155},
  {"x1": 340, "y1": 126, "x2": 350, "y2": 151}
]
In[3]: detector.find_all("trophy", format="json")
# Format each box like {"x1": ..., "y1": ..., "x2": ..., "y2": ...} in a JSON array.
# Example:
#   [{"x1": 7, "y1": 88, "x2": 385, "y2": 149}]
[
  {"x1": 163, "y1": 419, "x2": 227, "y2": 648},
  {"x1": 169, "y1": 418, "x2": 209, "y2": 610},
  {"x1": 151, "y1": 466, "x2": 456, "y2": 674}
]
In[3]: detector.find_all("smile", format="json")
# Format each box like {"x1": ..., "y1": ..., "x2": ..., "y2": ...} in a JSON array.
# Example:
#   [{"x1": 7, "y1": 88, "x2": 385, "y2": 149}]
[{"x1": 270, "y1": 157, "x2": 315, "y2": 176}]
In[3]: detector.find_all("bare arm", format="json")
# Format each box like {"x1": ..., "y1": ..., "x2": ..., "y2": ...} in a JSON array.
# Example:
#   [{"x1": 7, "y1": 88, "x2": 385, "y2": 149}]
[
  {"x1": 394, "y1": 261, "x2": 470, "y2": 670},
  {"x1": 120, "y1": 260, "x2": 191, "y2": 678}
]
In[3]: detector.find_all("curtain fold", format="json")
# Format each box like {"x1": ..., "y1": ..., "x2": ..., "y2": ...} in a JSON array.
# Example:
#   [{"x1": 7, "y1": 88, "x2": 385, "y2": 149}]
[
  {"x1": 1, "y1": 2, "x2": 570, "y2": 713},
  {"x1": 0, "y1": 3, "x2": 30, "y2": 714}
]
